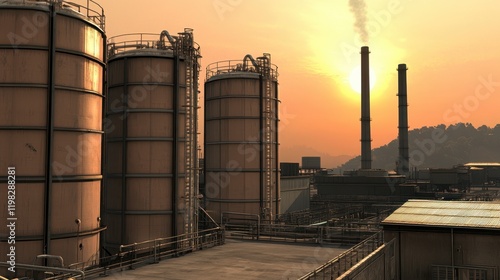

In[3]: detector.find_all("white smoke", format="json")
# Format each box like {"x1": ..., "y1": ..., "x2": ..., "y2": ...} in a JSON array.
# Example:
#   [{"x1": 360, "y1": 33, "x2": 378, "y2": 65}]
[{"x1": 349, "y1": 0, "x2": 369, "y2": 43}]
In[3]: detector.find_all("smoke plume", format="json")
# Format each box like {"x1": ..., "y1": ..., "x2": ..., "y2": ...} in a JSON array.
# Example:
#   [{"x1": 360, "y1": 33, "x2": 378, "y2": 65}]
[{"x1": 349, "y1": 0, "x2": 369, "y2": 43}]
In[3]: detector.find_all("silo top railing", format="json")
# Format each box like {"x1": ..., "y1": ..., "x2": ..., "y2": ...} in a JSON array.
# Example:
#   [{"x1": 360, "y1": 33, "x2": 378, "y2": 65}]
[
  {"x1": 107, "y1": 31, "x2": 201, "y2": 58},
  {"x1": 206, "y1": 59, "x2": 279, "y2": 81},
  {"x1": 0, "y1": 0, "x2": 106, "y2": 30},
  {"x1": 63, "y1": 0, "x2": 105, "y2": 30}
]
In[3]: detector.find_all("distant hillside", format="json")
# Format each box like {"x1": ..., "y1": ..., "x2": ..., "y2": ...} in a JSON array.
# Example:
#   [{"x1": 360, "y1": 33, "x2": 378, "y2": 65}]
[
  {"x1": 339, "y1": 123, "x2": 500, "y2": 171},
  {"x1": 280, "y1": 145, "x2": 353, "y2": 168}
]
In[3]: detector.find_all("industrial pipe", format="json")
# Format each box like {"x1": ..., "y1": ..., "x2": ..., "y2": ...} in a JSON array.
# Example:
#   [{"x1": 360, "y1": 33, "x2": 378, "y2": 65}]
[
  {"x1": 160, "y1": 30, "x2": 176, "y2": 46},
  {"x1": 243, "y1": 54, "x2": 259, "y2": 71},
  {"x1": 36, "y1": 254, "x2": 65, "y2": 267}
]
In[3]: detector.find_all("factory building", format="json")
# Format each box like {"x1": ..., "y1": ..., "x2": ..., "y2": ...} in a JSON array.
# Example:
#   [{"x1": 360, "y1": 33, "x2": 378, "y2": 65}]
[
  {"x1": 0, "y1": 0, "x2": 497, "y2": 276},
  {"x1": 280, "y1": 177, "x2": 310, "y2": 214},
  {"x1": 464, "y1": 162, "x2": 500, "y2": 187},
  {"x1": 315, "y1": 173, "x2": 413, "y2": 201},
  {"x1": 383, "y1": 200, "x2": 500, "y2": 279},
  {"x1": 303, "y1": 200, "x2": 500, "y2": 280},
  {"x1": 313, "y1": 47, "x2": 414, "y2": 202}
]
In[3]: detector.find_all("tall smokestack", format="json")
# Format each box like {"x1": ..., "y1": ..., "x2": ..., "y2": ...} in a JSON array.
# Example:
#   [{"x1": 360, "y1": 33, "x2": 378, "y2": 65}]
[
  {"x1": 397, "y1": 64, "x2": 409, "y2": 175},
  {"x1": 360, "y1": 46, "x2": 372, "y2": 170}
]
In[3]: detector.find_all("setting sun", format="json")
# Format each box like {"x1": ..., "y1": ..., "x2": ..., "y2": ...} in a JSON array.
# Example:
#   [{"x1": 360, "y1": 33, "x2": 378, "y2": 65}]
[{"x1": 349, "y1": 66, "x2": 377, "y2": 94}]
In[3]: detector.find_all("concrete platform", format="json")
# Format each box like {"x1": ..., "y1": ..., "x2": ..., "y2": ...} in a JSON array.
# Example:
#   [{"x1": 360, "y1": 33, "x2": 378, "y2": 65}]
[{"x1": 105, "y1": 239, "x2": 348, "y2": 280}]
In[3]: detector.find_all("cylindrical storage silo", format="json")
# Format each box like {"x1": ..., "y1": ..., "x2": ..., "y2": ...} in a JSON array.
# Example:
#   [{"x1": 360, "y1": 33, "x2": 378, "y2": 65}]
[
  {"x1": 104, "y1": 30, "x2": 200, "y2": 252},
  {"x1": 0, "y1": 0, "x2": 105, "y2": 276},
  {"x1": 204, "y1": 54, "x2": 280, "y2": 224}
]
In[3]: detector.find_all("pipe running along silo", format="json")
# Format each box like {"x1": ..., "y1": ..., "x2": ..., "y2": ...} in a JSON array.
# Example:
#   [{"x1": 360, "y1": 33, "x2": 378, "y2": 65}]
[
  {"x1": 0, "y1": 0, "x2": 106, "y2": 276},
  {"x1": 204, "y1": 54, "x2": 280, "y2": 224},
  {"x1": 104, "y1": 30, "x2": 200, "y2": 252}
]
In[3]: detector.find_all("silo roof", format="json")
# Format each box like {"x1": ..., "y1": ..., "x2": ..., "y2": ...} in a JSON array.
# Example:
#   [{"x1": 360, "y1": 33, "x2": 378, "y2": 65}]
[{"x1": 382, "y1": 199, "x2": 500, "y2": 230}]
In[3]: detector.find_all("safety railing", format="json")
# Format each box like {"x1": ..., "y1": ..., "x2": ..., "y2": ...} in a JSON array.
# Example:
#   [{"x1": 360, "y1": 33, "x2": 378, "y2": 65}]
[
  {"x1": 223, "y1": 216, "x2": 379, "y2": 245},
  {"x1": 298, "y1": 231, "x2": 384, "y2": 280},
  {"x1": 63, "y1": 0, "x2": 105, "y2": 30},
  {"x1": 1, "y1": 0, "x2": 106, "y2": 30},
  {"x1": 108, "y1": 33, "x2": 173, "y2": 56},
  {"x1": 107, "y1": 31, "x2": 201, "y2": 57},
  {"x1": 206, "y1": 59, "x2": 278, "y2": 80},
  {"x1": 0, "y1": 227, "x2": 224, "y2": 279},
  {"x1": 431, "y1": 264, "x2": 497, "y2": 280},
  {"x1": 114, "y1": 227, "x2": 224, "y2": 271}
]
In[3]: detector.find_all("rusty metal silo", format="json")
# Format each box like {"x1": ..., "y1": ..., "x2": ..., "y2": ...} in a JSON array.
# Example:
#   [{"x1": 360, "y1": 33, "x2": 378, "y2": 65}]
[
  {"x1": 204, "y1": 54, "x2": 280, "y2": 224},
  {"x1": 0, "y1": 0, "x2": 106, "y2": 276},
  {"x1": 104, "y1": 30, "x2": 200, "y2": 252}
]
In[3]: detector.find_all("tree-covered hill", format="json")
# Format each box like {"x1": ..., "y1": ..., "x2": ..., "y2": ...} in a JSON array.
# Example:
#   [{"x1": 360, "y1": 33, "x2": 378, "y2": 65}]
[{"x1": 339, "y1": 123, "x2": 500, "y2": 171}]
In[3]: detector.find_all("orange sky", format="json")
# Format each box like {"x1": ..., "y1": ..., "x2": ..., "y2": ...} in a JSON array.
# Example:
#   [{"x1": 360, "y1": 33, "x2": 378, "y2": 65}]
[{"x1": 97, "y1": 0, "x2": 500, "y2": 166}]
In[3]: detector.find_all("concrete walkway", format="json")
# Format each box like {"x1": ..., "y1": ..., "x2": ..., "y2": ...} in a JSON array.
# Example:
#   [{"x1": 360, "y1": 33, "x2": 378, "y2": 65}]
[{"x1": 105, "y1": 239, "x2": 348, "y2": 280}]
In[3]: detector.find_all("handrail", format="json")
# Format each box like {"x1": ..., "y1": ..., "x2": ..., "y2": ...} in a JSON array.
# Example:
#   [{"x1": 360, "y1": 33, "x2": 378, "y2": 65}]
[
  {"x1": 206, "y1": 59, "x2": 279, "y2": 81},
  {"x1": 107, "y1": 30, "x2": 201, "y2": 58},
  {"x1": 0, "y1": 0, "x2": 105, "y2": 30},
  {"x1": 199, "y1": 206, "x2": 220, "y2": 227},
  {"x1": 298, "y1": 231, "x2": 384, "y2": 280},
  {"x1": 1, "y1": 228, "x2": 224, "y2": 279},
  {"x1": 222, "y1": 211, "x2": 260, "y2": 240},
  {"x1": 0, "y1": 262, "x2": 85, "y2": 279}
]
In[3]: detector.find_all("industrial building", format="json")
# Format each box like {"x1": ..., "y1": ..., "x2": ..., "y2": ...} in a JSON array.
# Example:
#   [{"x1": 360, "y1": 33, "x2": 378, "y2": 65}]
[
  {"x1": 383, "y1": 200, "x2": 500, "y2": 279},
  {"x1": 299, "y1": 200, "x2": 500, "y2": 280},
  {"x1": 280, "y1": 162, "x2": 300, "y2": 177},
  {"x1": 300, "y1": 156, "x2": 322, "y2": 175},
  {"x1": 464, "y1": 162, "x2": 500, "y2": 187},
  {"x1": 279, "y1": 162, "x2": 310, "y2": 213},
  {"x1": 0, "y1": 0, "x2": 498, "y2": 278},
  {"x1": 312, "y1": 48, "x2": 413, "y2": 203},
  {"x1": 280, "y1": 176, "x2": 310, "y2": 213}
]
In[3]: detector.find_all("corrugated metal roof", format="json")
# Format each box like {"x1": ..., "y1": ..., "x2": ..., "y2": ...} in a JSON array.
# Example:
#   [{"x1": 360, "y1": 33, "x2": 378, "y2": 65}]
[
  {"x1": 382, "y1": 200, "x2": 500, "y2": 230},
  {"x1": 464, "y1": 162, "x2": 500, "y2": 167}
]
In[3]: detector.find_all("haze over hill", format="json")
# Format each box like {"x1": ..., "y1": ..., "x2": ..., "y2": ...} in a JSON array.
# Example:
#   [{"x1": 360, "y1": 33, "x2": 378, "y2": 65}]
[
  {"x1": 280, "y1": 145, "x2": 353, "y2": 169},
  {"x1": 339, "y1": 123, "x2": 500, "y2": 171}
]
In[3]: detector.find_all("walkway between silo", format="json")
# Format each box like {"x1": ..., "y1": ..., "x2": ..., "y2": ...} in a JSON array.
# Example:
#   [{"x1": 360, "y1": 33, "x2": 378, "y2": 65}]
[{"x1": 106, "y1": 239, "x2": 348, "y2": 280}]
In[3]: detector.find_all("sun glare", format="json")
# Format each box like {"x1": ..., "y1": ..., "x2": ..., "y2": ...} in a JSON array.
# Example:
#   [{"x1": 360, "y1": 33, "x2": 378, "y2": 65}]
[{"x1": 349, "y1": 66, "x2": 377, "y2": 94}]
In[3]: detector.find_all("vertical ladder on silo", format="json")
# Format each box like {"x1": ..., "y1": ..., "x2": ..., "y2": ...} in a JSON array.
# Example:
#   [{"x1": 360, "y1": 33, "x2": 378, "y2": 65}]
[
  {"x1": 181, "y1": 29, "x2": 195, "y2": 243},
  {"x1": 259, "y1": 54, "x2": 273, "y2": 222}
]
